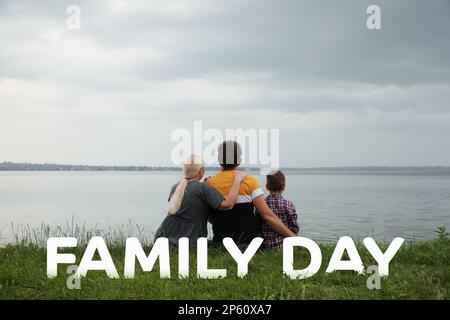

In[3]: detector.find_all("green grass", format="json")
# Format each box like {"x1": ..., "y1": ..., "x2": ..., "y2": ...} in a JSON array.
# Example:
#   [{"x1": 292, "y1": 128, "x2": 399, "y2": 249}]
[{"x1": 0, "y1": 236, "x2": 449, "y2": 299}]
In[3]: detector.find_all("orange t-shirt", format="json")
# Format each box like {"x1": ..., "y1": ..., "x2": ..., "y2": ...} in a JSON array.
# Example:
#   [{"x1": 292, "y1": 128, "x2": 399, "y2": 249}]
[{"x1": 204, "y1": 170, "x2": 264, "y2": 243}]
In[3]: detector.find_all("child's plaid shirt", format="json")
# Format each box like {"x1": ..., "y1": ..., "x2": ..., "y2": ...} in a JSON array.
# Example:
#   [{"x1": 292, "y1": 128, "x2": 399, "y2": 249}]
[{"x1": 261, "y1": 194, "x2": 299, "y2": 249}]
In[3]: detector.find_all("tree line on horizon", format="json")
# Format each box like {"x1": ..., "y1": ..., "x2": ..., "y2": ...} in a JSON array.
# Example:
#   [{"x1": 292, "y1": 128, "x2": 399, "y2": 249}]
[
  {"x1": 0, "y1": 161, "x2": 180, "y2": 171},
  {"x1": 0, "y1": 161, "x2": 449, "y2": 173}
]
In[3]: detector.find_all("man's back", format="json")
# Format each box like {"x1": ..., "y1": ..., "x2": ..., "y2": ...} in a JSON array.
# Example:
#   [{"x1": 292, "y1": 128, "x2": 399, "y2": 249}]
[{"x1": 204, "y1": 170, "x2": 264, "y2": 244}]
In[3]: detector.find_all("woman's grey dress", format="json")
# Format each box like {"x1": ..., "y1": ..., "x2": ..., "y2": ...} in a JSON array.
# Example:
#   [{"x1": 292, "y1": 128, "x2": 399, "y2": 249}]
[{"x1": 154, "y1": 181, "x2": 224, "y2": 245}]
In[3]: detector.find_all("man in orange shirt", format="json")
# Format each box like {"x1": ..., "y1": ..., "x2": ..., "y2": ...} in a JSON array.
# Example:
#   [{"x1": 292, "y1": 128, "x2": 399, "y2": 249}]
[{"x1": 205, "y1": 141, "x2": 296, "y2": 245}]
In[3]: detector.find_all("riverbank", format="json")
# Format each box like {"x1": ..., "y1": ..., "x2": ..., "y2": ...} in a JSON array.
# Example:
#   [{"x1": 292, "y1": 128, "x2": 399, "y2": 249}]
[{"x1": 0, "y1": 237, "x2": 448, "y2": 299}]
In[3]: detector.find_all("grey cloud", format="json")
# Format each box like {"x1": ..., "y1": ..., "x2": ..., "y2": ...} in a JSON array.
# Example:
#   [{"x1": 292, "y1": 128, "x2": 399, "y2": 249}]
[
  {"x1": 1, "y1": 0, "x2": 450, "y2": 88},
  {"x1": 86, "y1": 0, "x2": 450, "y2": 86},
  {"x1": 0, "y1": 0, "x2": 449, "y2": 165}
]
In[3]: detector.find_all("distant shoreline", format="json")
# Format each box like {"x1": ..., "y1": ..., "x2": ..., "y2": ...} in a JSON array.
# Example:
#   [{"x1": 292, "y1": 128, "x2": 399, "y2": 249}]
[{"x1": 1, "y1": 161, "x2": 450, "y2": 173}]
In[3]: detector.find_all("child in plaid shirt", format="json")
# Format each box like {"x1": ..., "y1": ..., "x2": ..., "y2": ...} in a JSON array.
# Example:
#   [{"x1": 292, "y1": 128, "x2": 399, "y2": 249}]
[{"x1": 261, "y1": 170, "x2": 299, "y2": 249}]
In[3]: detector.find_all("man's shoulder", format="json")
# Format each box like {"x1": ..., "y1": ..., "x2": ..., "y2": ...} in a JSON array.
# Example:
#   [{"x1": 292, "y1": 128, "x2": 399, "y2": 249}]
[
  {"x1": 204, "y1": 171, "x2": 260, "y2": 189},
  {"x1": 243, "y1": 174, "x2": 258, "y2": 183},
  {"x1": 203, "y1": 174, "x2": 219, "y2": 185},
  {"x1": 240, "y1": 174, "x2": 259, "y2": 188},
  {"x1": 242, "y1": 175, "x2": 263, "y2": 199}
]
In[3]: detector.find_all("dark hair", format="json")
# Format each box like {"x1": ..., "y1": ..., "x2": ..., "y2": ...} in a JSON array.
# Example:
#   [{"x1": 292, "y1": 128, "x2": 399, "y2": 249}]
[
  {"x1": 218, "y1": 140, "x2": 242, "y2": 170},
  {"x1": 266, "y1": 170, "x2": 285, "y2": 191}
]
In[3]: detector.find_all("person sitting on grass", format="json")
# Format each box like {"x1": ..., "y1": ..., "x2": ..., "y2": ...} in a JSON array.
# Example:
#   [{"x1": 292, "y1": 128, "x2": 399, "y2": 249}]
[
  {"x1": 261, "y1": 170, "x2": 299, "y2": 250},
  {"x1": 154, "y1": 154, "x2": 248, "y2": 246},
  {"x1": 204, "y1": 141, "x2": 295, "y2": 245}
]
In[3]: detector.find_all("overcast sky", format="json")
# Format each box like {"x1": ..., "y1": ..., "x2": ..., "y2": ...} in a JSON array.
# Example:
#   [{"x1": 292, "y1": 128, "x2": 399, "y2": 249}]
[{"x1": 1, "y1": 0, "x2": 449, "y2": 167}]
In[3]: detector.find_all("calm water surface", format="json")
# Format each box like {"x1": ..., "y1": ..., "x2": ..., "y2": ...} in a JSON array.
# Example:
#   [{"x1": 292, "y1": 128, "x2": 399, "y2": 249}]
[{"x1": 1, "y1": 171, "x2": 449, "y2": 243}]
